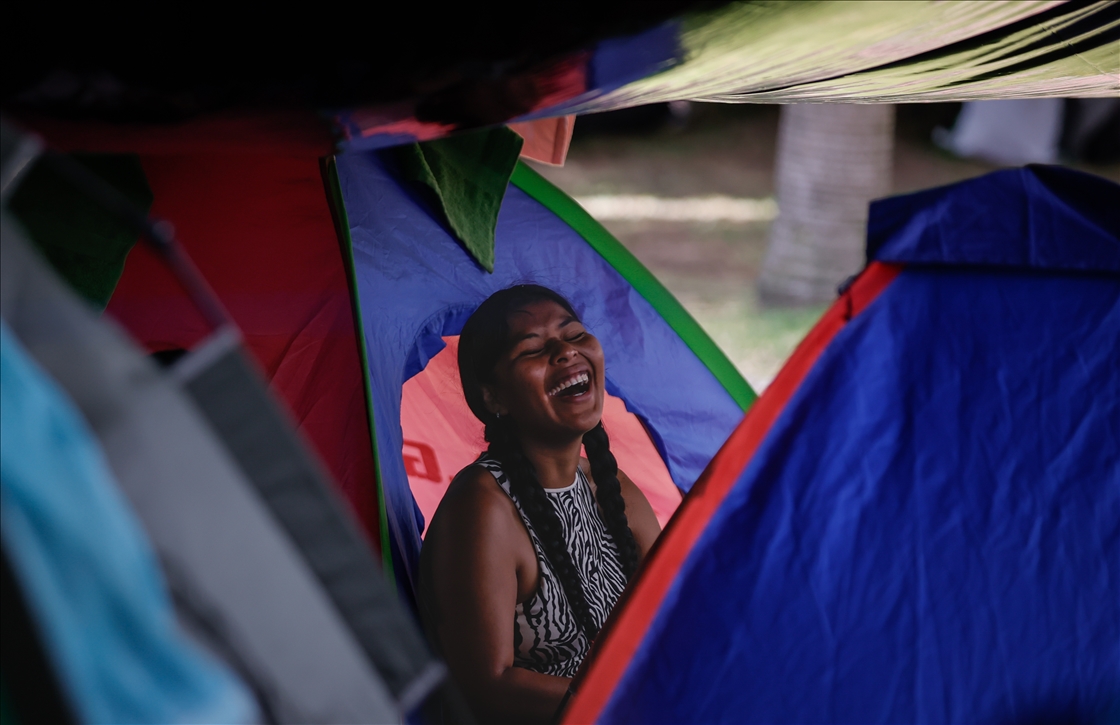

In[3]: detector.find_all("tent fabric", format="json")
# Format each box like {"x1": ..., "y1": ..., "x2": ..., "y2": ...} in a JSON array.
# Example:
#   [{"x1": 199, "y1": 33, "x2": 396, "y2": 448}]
[
  {"x1": 23, "y1": 112, "x2": 383, "y2": 547},
  {"x1": 868, "y1": 164, "x2": 1120, "y2": 273},
  {"x1": 336, "y1": 1, "x2": 1119, "y2": 151},
  {"x1": 0, "y1": 218, "x2": 400, "y2": 724},
  {"x1": 565, "y1": 167, "x2": 1120, "y2": 724},
  {"x1": 174, "y1": 329, "x2": 443, "y2": 710},
  {"x1": 8, "y1": 152, "x2": 152, "y2": 309},
  {"x1": 334, "y1": 151, "x2": 747, "y2": 595},
  {"x1": 508, "y1": 116, "x2": 576, "y2": 166},
  {"x1": 334, "y1": 16, "x2": 679, "y2": 149},
  {"x1": 393, "y1": 126, "x2": 524, "y2": 272},
  {"x1": 337, "y1": 51, "x2": 591, "y2": 152},
  {"x1": 562, "y1": 1, "x2": 1119, "y2": 108},
  {"x1": 0, "y1": 320, "x2": 257, "y2": 725}
]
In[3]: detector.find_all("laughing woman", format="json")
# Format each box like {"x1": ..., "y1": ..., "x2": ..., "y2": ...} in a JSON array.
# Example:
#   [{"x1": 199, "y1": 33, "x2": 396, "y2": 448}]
[{"x1": 419, "y1": 285, "x2": 661, "y2": 724}]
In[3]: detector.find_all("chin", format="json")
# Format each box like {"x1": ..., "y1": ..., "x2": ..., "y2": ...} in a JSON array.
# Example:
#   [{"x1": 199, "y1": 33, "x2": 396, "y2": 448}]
[{"x1": 572, "y1": 410, "x2": 604, "y2": 435}]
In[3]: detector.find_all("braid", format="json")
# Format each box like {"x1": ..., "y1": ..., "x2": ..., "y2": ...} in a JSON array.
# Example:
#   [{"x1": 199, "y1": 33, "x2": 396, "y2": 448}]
[
  {"x1": 485, "y1": 418, "x2": 602, "y2": 643},
  {"x1": 582, "y1": 422, "x2": 640, "y2": 580}
]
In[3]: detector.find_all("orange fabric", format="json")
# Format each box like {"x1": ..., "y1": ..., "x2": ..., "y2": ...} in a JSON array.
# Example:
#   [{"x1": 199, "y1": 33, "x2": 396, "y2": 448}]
[
  {"x1": 563, "y1": 262, "x2": 902, "y2": 724},
  {"x1": 346, "y1": 52, "x2": 588, "y2": 145},
  {"x1": 401, "y1": 336, "x2": 682, "y2": 535},
  {"x1": 509, "y1": 116, "x2": 576, "y2": 166}
]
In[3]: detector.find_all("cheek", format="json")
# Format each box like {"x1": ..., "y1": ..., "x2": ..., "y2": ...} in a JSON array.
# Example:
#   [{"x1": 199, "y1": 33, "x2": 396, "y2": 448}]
[
  {"x1": 503, "y1": 363, "x2": 548, "y2": 405},
  {"x1": 586, "y1": 340, "x2": 605, "y2": 374}
]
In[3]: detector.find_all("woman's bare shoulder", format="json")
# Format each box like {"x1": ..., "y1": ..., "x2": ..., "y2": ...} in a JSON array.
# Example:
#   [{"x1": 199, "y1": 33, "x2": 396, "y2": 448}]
[
  {"x1": 443, "y1": 463, "x2": 510, "y2": 508},
  {"x1": 426, "y1": 463, "x2": 517, "y2": 542}
]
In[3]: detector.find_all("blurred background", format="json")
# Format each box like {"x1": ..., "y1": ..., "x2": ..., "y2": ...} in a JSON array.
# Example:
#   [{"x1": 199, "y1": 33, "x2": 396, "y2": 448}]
[{"x1": 531, "y1": 99, "x2": 1120, "y2": 391}]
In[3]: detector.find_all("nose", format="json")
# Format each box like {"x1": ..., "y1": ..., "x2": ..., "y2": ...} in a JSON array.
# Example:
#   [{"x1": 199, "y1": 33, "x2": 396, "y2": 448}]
[{"x1": 549, "y1": 337, "x2": 578, "y2": 363}]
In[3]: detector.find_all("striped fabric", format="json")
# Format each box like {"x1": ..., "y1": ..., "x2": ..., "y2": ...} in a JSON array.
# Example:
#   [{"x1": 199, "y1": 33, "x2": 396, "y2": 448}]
[{"x1": 476, "y1": 456, "x2": 627, "y2": 677}]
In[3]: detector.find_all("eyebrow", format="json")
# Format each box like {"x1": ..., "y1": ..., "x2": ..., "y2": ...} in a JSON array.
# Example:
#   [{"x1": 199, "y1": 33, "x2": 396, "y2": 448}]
[{"x1": 508, "y1": 315, "x2": 578, "y2": 344}]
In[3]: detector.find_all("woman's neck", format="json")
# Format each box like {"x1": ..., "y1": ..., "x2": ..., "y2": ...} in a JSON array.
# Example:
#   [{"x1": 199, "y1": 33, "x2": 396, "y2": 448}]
[{"x1": 518, "y1": 435, "x2": 583, "y2": 489}]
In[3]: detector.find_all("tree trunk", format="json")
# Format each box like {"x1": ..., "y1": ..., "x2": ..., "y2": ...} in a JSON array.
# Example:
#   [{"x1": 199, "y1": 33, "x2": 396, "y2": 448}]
[{"x1": 759, "y1": 103, "x2": 895, "y2": 306}]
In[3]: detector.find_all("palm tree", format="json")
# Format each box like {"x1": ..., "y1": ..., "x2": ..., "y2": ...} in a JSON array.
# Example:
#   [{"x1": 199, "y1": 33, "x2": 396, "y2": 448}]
[{"x1": 759, "y1": 103, "x2": 895, "y2": 306}]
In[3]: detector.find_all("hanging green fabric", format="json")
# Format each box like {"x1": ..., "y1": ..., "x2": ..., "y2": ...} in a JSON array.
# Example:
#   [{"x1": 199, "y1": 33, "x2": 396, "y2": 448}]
[
  {"x1": 394, "y1": 127, "x2": 523, "y2": 272},
  {"x1": 8, "y1": 154, "x2": 153, "y2": 310}
]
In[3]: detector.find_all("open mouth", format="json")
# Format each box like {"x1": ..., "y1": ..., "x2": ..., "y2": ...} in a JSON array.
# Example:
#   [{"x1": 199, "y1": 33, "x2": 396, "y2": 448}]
[{"x1": 548, "y1": 371, "x2": 591, "y2": 398}]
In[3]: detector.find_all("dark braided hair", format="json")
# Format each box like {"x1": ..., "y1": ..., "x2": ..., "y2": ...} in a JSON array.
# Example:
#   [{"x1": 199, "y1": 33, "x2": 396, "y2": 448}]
[
  {"x1": 458, "y1": 285, "x2": 640, "y2": 642},
  {"x1": 581, "y1": 422, "x2": 640, "y2": 578}
]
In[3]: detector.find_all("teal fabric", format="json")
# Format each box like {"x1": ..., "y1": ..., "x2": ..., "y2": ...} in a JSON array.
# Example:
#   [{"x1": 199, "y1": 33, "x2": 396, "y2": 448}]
[
  {"x1": 0, "y1": 322, "x2": 257, "y2": 725},
  {"x1": 394, "y1": 126, "x2": 523, "y2": 272},
  {"x1": 8, "y1": 154, "x2": 152, "y2": 309}
]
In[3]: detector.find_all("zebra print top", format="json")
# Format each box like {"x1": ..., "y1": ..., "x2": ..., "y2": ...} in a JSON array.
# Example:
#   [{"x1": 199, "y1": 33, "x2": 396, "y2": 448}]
[{"x1": 476, "y1": 456, "x2": 629, "y2": 678}]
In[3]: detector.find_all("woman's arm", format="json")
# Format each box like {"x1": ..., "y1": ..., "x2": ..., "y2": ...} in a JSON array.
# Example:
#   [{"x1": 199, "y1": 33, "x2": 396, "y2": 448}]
[
  {"x1": 420, "y1": 467, "x2": 569, "y2": 723},
  {"x1": 616, "y1": 469, "x2": 662, "y2": 558}
]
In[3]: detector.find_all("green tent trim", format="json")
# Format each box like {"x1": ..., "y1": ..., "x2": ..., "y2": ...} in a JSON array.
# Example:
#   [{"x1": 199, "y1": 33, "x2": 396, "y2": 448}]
[
  {"x1": 509, "y1": 161, "x2": 757, "y2": 411},
  {"x1": 324, "y1": 157, "x2": 396, "y2": 584}
]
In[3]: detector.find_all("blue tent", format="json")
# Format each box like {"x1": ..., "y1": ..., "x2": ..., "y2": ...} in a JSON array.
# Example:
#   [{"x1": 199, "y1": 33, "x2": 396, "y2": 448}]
[
  {"x1": 566, "y1": 165, "x2": 1120, "y2": 724},
  {"x1": 332, "y1": 153, "x2": 752, "y2": 594}
]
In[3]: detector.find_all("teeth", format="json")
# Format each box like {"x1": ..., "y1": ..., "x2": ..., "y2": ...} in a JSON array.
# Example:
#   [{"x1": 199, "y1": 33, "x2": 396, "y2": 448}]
[{"x1": 548, "y1": 372, "x2": 589, "y2": 397}]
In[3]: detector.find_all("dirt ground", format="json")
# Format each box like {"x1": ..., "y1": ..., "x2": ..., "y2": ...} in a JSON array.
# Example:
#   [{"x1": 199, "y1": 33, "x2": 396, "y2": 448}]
[{"x1": 530, "y1": 103, "x2": 1120, "y2": 392}]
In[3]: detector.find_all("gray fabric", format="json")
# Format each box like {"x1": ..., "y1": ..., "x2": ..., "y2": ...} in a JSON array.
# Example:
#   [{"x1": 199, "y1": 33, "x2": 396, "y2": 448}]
[
  {"x1": 939, "y1": 99, "x2": 1064, "y2": 165},
  {"x1": 173, "y1": 331, "x2": 443, "y2": 711},
  {"x1": 0, "y1": 215, "x2": 398, "y2": 724}
]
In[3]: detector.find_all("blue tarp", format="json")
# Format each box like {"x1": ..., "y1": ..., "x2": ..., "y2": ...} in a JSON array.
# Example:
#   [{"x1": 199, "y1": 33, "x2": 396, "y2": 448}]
[
  {"x1": 335, "y1": 152, "x2": 743, "y2": 593},
  {"x1": 597, "y1": 167, "x2": 1120, "y2": 723}
]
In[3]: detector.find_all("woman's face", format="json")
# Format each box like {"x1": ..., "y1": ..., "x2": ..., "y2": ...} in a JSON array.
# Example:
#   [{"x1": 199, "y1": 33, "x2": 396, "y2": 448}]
[{"x1": 483, "y1": 300, "x2": 605, "y2": 442}]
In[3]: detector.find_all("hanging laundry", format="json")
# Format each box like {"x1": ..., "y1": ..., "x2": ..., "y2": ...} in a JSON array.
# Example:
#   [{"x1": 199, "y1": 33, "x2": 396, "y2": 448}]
[{"x1": 0, "y1": 320, "x2": 258, "y2": 725}]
